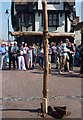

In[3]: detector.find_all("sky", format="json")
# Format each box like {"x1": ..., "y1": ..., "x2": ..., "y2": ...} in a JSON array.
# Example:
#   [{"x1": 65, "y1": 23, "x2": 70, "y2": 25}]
[
  {"x1": 75, "y1": 0, "x2": 82, "y2": 20},
  {"x1": 0, "y1": 0, "x2": 83, "y2": 41},
  {"x1": 0, "y1": 0, "x2": 13, "y2": 41}
]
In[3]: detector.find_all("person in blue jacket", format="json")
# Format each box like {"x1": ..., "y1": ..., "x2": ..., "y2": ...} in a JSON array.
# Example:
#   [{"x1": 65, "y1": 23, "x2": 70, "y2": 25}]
[{"x1": 0, "y1": 42, "x2": 6, "y2": 70}]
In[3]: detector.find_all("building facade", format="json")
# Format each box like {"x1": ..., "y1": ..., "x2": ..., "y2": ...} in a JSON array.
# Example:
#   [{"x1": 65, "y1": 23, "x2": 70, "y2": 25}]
[{"x1": 11, "y1": 0, "x2": 75, "y2": 44}]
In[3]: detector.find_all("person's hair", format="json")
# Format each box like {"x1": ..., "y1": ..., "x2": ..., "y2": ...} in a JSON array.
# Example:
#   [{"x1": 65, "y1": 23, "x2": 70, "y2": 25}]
[
  {"x1": 65, "y1": 38, "x2": 69, "y2": 42},
  {"x1": 51, "y1": 42, "x2": 55, "y2": 46},
  {"x1": 28, "y1": 45, "x2": 31, "y2": 48},
  {"x1": 19, "y1": 44, "x2": 22, "y2": 48}
]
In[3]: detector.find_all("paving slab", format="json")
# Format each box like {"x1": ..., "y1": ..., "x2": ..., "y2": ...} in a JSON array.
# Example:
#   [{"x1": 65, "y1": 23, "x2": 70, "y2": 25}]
[{"x1": 0, "y1": 66, "x2": 82, "y2": 119}]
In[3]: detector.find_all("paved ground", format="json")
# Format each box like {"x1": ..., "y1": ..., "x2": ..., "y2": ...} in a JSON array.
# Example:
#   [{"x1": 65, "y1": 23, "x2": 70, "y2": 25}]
[{"x1": 0, "y1": 65, "x2": 82, "y2": 119}]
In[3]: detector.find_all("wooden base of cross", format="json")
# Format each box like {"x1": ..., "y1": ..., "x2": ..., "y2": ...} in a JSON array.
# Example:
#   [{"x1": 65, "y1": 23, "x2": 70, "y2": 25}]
[{"x1": 38, "y1": 104, "x2": 71, "y2": 119}]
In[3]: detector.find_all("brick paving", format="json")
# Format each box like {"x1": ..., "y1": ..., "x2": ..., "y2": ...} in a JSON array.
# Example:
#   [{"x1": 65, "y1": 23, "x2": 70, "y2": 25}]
[{"x1": 0, "y1": 66, "x2": 82, "y2": 119}]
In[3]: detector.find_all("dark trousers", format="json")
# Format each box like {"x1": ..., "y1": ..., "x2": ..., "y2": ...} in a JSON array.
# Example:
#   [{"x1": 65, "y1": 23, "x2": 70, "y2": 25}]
[
  {"x1": 9, "y1": 54, "x2": 12, "y2": 70},
  {"x1": 12, "y1": 56, "x2": 18, "y2": 70},
  {"x1": 24, "y1": 54, "x2": 28, "y2": 69},
  {"x1": 40, "y1": 57, "x2": 44, "y2": 68}
]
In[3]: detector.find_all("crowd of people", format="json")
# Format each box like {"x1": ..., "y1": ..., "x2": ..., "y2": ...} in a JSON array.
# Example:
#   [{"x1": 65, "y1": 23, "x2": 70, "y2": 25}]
[
  {"x1": 0, "y1": 41, "x2": 37, "y2": 71},
  {"x1": 0, "y1": 38, "x2": 83, "y2": 74}
]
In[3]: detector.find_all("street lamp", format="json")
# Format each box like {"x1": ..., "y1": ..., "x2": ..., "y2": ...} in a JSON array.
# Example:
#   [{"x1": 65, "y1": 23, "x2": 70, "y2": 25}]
[{"x1": 5, "y1": 9, "x2": 11, "y2": 43}]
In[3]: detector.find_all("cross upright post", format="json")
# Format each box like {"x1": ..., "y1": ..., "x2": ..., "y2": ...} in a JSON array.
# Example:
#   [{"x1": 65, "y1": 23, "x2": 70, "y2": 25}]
[{"x1": 42, "y1": 0, "x2": 49, "y2": 113}]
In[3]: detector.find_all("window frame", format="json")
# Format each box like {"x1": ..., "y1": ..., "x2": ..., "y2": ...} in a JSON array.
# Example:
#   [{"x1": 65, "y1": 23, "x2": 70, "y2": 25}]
[
  {"x1": 41, "y1": 12, "x2": 59, "y2": 28},
  {"x1": 47, "y1": 0, "x2": 60, "y2": 4},
  {"x1": 48, "y1": 12, "x2": 59, "y2": 27}
]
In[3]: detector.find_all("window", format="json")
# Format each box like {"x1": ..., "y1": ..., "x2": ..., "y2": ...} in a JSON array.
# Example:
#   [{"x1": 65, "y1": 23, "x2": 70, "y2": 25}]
[
  {"x1": 41, "y1": 12, "x2": 59, "y2": 27},
  {"x1": 47, "y1": 0, "x2": 60, "y2": 4},
  {"x1": 48, "y1": 13, "x2": 59, "y2": 27},
  {"x1": 23, "y1": 14, "x2": 32, "y2": 23}
]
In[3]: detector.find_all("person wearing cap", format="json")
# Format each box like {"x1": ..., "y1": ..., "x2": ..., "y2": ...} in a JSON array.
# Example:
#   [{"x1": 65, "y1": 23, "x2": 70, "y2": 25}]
[{"x1": 0, "y1": 42, "x2": 6, "y2": 70}]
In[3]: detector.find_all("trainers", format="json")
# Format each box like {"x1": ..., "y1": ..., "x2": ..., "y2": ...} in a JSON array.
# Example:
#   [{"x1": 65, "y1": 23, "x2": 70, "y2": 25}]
[
  {"x1": 23, "y1": 68, "x2": 26, "y2": 71},
  {"x1": 68, "y1": 70, "x2": 73, "y2": 74}
]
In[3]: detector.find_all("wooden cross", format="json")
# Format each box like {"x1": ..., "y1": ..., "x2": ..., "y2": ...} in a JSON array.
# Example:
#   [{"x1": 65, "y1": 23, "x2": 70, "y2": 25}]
[{"x1": 11, "y1": 0, "x2": 75, "y2": 114}]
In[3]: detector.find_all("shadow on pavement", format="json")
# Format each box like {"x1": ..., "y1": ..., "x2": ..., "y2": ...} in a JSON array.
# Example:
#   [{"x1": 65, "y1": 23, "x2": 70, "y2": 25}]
[
  {"x1": 2, "y1": 108, "x2": 38, "y2": 113},
  {"x1": 31, "y1": 71, "x2": 43, "y2": 74},
  {"x1": 30, "y1": 69, "x2": 82, "y2": 79},
  {"x1": 51, "y1": 72, "x2": 82, "y2": 78}
]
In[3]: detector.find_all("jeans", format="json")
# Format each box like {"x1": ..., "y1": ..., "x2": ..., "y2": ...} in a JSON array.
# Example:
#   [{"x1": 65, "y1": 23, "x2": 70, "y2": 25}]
[
  {"x1": 0, "y1": 54, "x2": 5, "y2": 70},
  {"x1": 71, "y1": 55, "x2": 74, "y2": 70}
]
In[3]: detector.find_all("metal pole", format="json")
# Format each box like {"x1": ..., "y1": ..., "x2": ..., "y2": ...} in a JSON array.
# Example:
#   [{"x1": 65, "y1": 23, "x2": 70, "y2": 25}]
[
  {"x1": 42, "y1": 0, "x2": 49, "y2": 113},
  {"x1": 8, "y1": 18, "x2": 9, "y2": 42}
]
